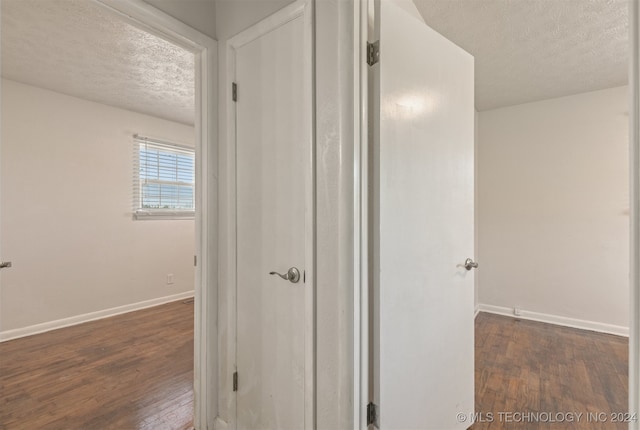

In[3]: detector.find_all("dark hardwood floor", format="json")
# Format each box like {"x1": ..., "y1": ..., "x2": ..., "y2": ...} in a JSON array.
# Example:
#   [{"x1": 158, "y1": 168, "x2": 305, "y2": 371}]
[
  {"x1": 474, "y1": 312, "x2": 629, "y2": 429},
  {"x1": 0, "y1": 300, "x2": 194, "y2": 430},
  {"x1": 0, "y1": 303, "x2": 629, "y2": 429}
]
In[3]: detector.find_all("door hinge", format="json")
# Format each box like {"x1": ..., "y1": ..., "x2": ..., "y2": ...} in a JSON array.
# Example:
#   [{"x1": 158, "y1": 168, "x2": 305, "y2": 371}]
[
  {"x1": 367, "y1": 40, "x2": 380, "y2": 66},
  {"x1": 233, "y1": 371, "x2": 238, "y2": 391},
  {"x1": 367, "y1": 402, "x2": 378, "y2": 427},
  {"x1": 232, "y1": 82, "x2": 238, "y2": 102},
  {"x1": 194, "y1": 255, "x2": 197, "y2": 266}
]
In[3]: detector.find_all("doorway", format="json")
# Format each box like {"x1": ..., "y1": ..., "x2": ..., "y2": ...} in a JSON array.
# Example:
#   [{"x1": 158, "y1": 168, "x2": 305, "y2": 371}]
[
  {"x1": 354, "y1": 0, "x2": 639, "y2": 429},
  {"x1": 0, "y1": 0, "x2": 216, "y2": 428}
]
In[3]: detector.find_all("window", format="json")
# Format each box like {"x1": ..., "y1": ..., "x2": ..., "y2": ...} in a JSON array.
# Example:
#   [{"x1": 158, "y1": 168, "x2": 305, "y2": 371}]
[{"x1": 133, "y1": 134, "x2": 195, "y2": 220}]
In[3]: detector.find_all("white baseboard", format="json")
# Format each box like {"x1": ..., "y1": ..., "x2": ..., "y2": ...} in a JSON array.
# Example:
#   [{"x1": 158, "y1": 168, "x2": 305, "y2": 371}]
[
  {"x1": 478, "y1": 303, "x2": 629, "y2": 337},
  {"x1": 0, "y1": 291, "x2": 195, "y2": 342},
  {"x1": 474, "y1": 304, "x2": 480, "y2": 318}
]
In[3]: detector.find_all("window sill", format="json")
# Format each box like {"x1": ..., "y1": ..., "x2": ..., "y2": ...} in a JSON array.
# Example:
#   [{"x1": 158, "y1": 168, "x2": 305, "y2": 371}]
[{"x1": 134, "y1": 210, "x2": 195, "y2": 220}]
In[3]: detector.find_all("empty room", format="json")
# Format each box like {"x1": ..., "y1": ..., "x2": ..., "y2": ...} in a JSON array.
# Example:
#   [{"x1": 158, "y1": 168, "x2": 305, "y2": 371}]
[
  {"x1": 2, "y1": 0, "x2": 640, "y2": 429},
  {"x1": 0, "y1": 0, "x2": 200, "y2": 428},
  {"x1": 418, "y1": 0, "x2": 632, "y2": 428}
]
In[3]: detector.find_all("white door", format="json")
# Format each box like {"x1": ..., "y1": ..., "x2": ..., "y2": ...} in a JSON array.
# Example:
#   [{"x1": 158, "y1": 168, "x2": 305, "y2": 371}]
[
  {"x1": 372, "y1": 1, "x2": 475, "y2": 428},
  {"x1": 231, "y1": 1, "x2": 313, "y2": 429}
]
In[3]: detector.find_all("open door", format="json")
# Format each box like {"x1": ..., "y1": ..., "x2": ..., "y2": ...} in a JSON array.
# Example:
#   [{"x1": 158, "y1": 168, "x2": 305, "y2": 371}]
[{"x1": 371, "y1": 1, "x2": 475, "y2": 428}]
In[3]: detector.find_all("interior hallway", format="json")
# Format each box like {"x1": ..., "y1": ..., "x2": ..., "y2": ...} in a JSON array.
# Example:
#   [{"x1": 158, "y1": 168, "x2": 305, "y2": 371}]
[{"x1": 0, "y1": 300, "x2": 194, "y2": 430}]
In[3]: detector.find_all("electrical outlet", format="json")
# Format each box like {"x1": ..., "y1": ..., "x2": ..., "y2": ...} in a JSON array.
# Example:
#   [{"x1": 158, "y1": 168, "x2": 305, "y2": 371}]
[
  {"x1": 167, "y1": 274, "x2": 174, "y2": 285},
  {"x1": 514, "y1": 307, "x2": 521, "y2": 316}
]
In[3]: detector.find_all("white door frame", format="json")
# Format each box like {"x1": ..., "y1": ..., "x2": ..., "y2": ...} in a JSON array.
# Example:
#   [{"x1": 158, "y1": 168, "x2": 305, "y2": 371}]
[
  {"x1": 93, "y1": 1, "x2": 217, "y2": 429},
  {"x1": 353, "y1": 0, "x2": 370, "y2": 428},
  {"x1": 630, "y1": 0, "x2": 640, "y2": 428},
  {"x1": 225, "y1": 0, "x2": 315, "y2": 428},
  {"x1": 354, "y1": 0, "x2": 640, "y2": 429}
]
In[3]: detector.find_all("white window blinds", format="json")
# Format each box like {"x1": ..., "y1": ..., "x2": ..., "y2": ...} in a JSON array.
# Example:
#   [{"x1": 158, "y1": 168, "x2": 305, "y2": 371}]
[{"x1": 133, "y1": 134, "x2": 195, "y2": 219}]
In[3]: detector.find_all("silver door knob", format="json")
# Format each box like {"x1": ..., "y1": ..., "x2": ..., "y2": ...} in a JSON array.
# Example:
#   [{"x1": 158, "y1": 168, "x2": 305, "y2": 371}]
[
  {"x1": 269, "y1": 267, "x2": 300, "y2": 283},
  {"x1": 0, "y1": 261, "x2": 12, "y2": 269},
  {"x1": 464, "y1": 258, "x2": 478, "y2": 271}
]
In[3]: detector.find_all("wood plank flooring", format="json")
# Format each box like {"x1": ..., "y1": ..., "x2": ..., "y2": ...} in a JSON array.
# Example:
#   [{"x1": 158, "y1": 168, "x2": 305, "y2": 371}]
[
  {"x1": 474, "y1": 312, "x2": 629, "y2": 430},
  {"x1": 0, "y1": 303, "x2": 629, "y2": 429},
  {"x1": 0, "y1": 300, "x2": 194, "y2": 430}
]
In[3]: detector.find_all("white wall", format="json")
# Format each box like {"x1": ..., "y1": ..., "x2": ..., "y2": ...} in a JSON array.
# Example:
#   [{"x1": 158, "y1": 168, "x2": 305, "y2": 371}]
[
  {"x1": 314, "y1": 2, "x2": 356, "y2": 428},
  {"x1": 0, "y1": 79, "x2": 195, "y2": 334},
  {"x1": 477, "y1": 86, "x2": 629, "y2": 332},
  {"x1": 215, "y1": 1, "x2": 356, "y2": 428}
]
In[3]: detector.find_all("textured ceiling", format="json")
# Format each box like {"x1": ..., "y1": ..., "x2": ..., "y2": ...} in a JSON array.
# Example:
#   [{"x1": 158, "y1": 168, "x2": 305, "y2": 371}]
[
  {"x1": 414, "y1": 0, "x2": 629, "y2": 111},
  {"x1": 3, "y1": 0, "x2": 627, "y2": 117},
  {"x1": 1, "y1": 0, "x2": 195, "y2": 125}
]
